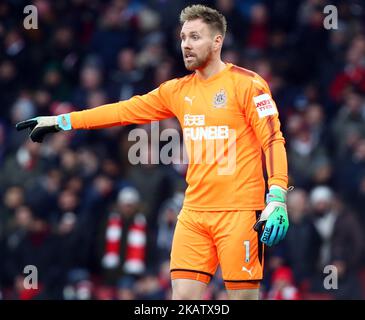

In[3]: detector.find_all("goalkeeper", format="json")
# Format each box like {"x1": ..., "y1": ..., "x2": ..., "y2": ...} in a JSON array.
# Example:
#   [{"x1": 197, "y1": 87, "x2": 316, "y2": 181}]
[{"x1": 16, "y1": 5, "x2": 289, "y2": 300}]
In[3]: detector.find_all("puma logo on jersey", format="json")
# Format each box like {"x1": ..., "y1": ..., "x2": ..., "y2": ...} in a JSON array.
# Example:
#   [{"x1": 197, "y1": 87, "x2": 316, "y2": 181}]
[
  {"x1": 184, "y1": 96, "x2": 195, "y2": 105},
  {"x1": 241, "y1": 266, "x2": 254, "y2": 278}
]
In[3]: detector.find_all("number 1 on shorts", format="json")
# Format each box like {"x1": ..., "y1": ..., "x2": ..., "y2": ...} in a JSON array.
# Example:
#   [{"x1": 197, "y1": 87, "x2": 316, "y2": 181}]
[{"x1": 243, "y1": 240, "x2": 250, "y2": 263}]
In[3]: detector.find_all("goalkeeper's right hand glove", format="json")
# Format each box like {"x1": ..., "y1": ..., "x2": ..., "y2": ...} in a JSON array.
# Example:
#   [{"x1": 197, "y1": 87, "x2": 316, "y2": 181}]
[{"x1": 16, "y1": 114, "x2": 72, "y2": 143}]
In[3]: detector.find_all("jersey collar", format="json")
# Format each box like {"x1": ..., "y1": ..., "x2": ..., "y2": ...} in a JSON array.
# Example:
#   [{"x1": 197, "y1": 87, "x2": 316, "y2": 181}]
[{"x1": 194, "y1": 63, "x2": 233, "y2": 84}]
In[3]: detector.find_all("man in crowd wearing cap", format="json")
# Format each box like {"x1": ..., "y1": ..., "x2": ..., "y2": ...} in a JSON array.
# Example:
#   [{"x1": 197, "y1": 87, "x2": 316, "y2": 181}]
[
  {"x1": 96, "y1": 186, "x2": 149, "y2": 286},
  {"x1": 309, "y1": 185, "x2": 364, "y2": 299}
]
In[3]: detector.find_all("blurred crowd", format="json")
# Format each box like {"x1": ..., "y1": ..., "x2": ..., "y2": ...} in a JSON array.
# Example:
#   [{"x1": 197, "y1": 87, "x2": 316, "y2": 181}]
[{"x1": 1, "y1": 0, "x2": 365, "y2": 300}]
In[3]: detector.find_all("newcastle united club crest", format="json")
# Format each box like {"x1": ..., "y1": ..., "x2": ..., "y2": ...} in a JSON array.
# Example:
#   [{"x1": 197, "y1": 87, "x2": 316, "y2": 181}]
[{"x1": 213, "y1": 89, "x2": 227, "y2": 108}]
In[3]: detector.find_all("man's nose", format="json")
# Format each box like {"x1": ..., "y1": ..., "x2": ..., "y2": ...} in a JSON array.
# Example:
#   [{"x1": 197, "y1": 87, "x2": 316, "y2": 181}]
[{"x1": 182, "y1": 39, "x2": 192, "y2": 49}]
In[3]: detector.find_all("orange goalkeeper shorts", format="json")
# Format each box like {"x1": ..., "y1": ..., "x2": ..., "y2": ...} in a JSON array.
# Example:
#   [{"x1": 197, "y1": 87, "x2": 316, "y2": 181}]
[{"x1": 170, "y1": 208, "x2": 264, "y2": 290}]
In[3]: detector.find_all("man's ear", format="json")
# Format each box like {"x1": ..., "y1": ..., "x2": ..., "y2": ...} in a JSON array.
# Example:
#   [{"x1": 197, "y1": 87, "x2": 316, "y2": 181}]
[{"x1": 213, "y1": 34, "x2": 223, "y2": 51}]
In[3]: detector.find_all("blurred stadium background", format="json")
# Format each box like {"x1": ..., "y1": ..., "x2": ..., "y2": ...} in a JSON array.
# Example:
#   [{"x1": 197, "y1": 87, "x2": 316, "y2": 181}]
[{"x1": 1, "y1": 0, "x2": 365, "y2": 300}]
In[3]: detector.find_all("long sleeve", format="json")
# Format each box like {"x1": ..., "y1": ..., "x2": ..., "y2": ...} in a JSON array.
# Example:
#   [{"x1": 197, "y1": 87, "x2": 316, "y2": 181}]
[
  {"x1": 243, "y1": 75, "x2": 288, "y2": 190},
  {"x1": 70, "y1": 80, "x2": 176, "y2": 129}
]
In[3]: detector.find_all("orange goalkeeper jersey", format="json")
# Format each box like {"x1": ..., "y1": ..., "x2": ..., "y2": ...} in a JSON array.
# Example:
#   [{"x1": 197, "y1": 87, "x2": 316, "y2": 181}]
[{"x1": 70, "y1": 63, "x2": 288, "y2": 210}]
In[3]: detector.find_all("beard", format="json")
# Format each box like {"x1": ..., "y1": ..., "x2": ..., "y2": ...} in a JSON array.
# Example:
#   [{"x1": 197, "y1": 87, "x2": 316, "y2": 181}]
[{"x1": 183, "y1": 47, "x2": 213, "y2": 71}]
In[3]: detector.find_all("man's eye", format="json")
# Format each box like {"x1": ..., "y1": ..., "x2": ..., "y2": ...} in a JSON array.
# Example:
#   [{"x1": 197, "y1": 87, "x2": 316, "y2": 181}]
[{"x1": 192, "y1": 35, "x2": 199, "y2": 40}]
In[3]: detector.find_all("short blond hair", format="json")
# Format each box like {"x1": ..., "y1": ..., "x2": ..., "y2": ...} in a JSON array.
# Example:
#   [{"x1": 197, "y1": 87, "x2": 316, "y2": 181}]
[{"x1": 180, "y1": 4, "x2": 227, "y2": 37}]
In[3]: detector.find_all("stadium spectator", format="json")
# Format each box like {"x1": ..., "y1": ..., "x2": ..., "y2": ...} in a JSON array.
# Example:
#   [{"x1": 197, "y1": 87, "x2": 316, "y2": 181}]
[{"x1": 96, "y1": 186, "x2": 149, "y2": 285}]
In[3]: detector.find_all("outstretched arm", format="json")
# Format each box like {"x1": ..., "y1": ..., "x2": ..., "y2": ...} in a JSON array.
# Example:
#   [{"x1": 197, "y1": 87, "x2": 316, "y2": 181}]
[
  {"x1": 16, "y1": 80, "x2": 176, "y2": 142},
  {"x1": 70, "y1": 87, "x2": 175, "y2": 129}
]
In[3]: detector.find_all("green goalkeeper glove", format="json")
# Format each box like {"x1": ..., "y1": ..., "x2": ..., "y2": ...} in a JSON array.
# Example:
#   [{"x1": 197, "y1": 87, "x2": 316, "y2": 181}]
[
  {"x1": 16, "y1": 114, "x2": 72, "y2": 143},
  {"x1": 253, "y1": 186, "x2": 289, "y2": 247}
]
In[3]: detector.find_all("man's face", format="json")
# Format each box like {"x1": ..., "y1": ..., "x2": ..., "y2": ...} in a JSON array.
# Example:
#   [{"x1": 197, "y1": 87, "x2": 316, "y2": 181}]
[{"x1": 180, "y1": 19, "x2": 217, "y2": 71}]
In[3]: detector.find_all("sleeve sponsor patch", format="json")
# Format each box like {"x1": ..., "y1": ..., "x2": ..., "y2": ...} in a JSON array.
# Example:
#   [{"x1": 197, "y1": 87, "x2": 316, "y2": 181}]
[{"x1": 253, "y1": 93, "x2": 277, "y2": 118}]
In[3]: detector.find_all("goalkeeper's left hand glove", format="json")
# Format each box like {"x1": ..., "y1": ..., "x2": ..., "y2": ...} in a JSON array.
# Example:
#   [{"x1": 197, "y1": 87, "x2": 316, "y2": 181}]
[
  {"x1": 16, "y1": 114, "x2": 72, "y2": 143},
  {"x1": 253, "y1": 186, "x2": 289, "y2": 247}
]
